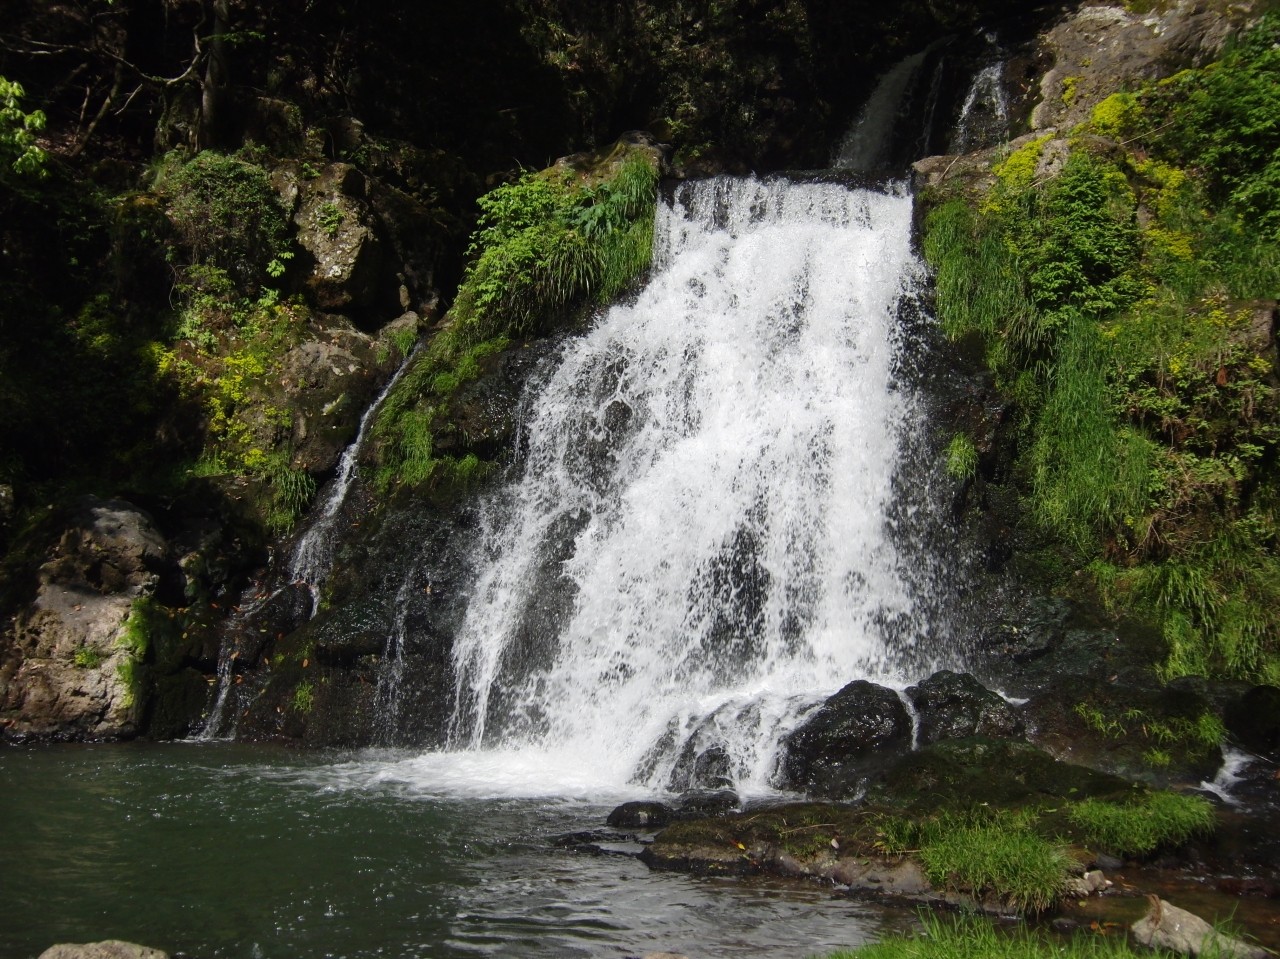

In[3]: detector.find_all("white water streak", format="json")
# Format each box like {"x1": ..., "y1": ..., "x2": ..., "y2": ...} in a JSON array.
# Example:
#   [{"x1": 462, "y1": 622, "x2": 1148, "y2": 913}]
[{"x1": 290, "y1": 348, "x2": 417, "y2": 616}]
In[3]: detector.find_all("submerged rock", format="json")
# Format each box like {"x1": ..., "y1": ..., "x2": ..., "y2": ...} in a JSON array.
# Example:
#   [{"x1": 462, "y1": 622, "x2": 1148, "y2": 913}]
[{"x1": 607, "y1": 801, "x2": 674, "y2": 829}]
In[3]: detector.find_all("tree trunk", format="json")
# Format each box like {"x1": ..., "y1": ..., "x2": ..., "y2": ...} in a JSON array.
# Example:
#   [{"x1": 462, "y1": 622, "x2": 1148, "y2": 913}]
[{"x1": 198, "y1": 0, "x2": 231, "y2": 149}]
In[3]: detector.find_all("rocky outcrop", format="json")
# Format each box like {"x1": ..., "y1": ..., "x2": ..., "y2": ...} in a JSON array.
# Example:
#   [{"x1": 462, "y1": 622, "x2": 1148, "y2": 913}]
[
  {"x1": 914, "y1": 0, "x2": 1258, "y2": 196},
  {"x1": 0, "y1": 499, "x2": 169, "y2": 740},
  {"x1": 1030, "y1": 2, "x2": 1249, "y2": 134},
  {"x1": 779, "y1": 672, "x2": 1028, "y2": 798},
  {"x1": 905, "y1": 669, "x2": 1024, "y2": 745}
]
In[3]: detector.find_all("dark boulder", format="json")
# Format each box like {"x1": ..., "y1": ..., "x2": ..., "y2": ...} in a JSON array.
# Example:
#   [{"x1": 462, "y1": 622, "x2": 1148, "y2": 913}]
[
  {"x1": 1223, "y1": 685, "x2": 1280, "y2": 758},
  {"x1": 607, "y1": 801, "x2": 674, "y2": 829},
  {"x1": 906, "y1": 669, "x2": 1024, "y2": 745},
  {"x1": 779, "y1": 680, "x2": 912, "y2": 798}
]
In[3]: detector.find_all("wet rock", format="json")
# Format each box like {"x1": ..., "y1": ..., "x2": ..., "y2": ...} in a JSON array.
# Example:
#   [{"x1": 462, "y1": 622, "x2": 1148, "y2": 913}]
[
  {"x1": 1131, "y1": 896, "x2": 1270, "y2": 959},
  {"x1": 1063, "y1": 869, "x2": 1109, "y2": 897},
  {"x1": 39, "y1": 943, "x2": 168, "y2": 959},
  {"x1": 675, "y1": 790, "x2": 739, "y2": 819},
  {"x1": 0, "y1": 498, "x2": 171, "y2": 740},
  {"x1": 1223, "y1": 685, "x2": 1280, "y2": 758},
  {"x1": 607, "y1": 801, "x2": 674, "y2": 829},
  {"x1": 280, "y1": 320, "x2": 383, "y2": 475},
  {"x1": 905, "y1": 670, "x2": 1024, "y2": 745},
  {"x1": 1021, "y1": 673, "x2": 1223, "y2": 785},
  {"x1": 779, "y1": 680, "x2": 912, "y2": 798}
]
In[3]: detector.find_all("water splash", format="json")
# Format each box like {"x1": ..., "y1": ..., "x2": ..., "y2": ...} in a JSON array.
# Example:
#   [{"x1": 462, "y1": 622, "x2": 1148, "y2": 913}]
[{"x1": 438, "y1": 175, "x2": 931, "y2": 795}]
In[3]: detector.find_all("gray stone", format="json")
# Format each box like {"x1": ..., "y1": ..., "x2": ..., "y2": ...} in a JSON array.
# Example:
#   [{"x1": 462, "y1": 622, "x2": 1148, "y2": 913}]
[
  {"x1": 295, "y1": 164, "x2": 383, "y2": 313},
  {"x1": 1131, "y1": 896, "x2": 1270, "y2": 959},
  {"x1": 0, "y1": 498, "x2": 169, "y2": 740},
  {"x1": 39, "y1": 941, "x2": 168, "y2": 959}
]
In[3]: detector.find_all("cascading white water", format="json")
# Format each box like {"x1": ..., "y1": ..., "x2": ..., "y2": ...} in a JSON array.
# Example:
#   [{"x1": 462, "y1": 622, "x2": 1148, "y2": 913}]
[
  {"x1": 414, "y1": 175, "x2": 929, "y2": 797},
  {"x1": 949, "y1": 61, "x2": 1009, "y2": 155}
]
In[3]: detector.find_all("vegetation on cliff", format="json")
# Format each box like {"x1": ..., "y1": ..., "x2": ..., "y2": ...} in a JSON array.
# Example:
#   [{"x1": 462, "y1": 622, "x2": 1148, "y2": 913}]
[
  {"x1": 926, "y1": 15, "x2": 1280, "y2": 684},
  {"x1": 373, "y1": 141, "x2": 661, "y2": 491}
]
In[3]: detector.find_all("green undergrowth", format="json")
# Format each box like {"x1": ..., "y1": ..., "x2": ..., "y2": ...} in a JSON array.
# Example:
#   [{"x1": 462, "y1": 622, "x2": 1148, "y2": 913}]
[
  {"x1": 924, "y1": 15, "x2": 1280, "y2": 684},
  {"x1": 150, "y1": 150, "x2": 318, "y2": 533},
  {"x1": 662, "y1": 787, "x2": 1212, "y2": 915},
  {"x1": 820, "y1": 914, "x2": 1167, "y2": 959},
  {"x1": 374, "y1": 143, "x2": 659, "y2": 490}
]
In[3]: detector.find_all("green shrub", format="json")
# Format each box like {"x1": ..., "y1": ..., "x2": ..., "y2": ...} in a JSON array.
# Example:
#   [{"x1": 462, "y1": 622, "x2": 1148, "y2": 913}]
[
  {"x1": 159, "y1": 151, "x2": 292, "y2": 290},
  {"x1": 924, "y1": 18, "x2": 1280, "y2": 683},
  {"x1": 374, "y1": 145, "x2": 659, "y2": 490},
  {"x1": 1067, "y1": 791, "x2": 1214, "y2": 857},
  {"x1": 0, "y1": 76, "x2": 46, "y2": 180},
  {"x1": 1140, "y1": 14, "x2": 1280, "y2": 238}
]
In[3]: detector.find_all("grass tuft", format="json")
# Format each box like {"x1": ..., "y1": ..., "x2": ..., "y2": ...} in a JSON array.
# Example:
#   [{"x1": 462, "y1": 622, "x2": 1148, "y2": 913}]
[{"x1": 1067, "y1": 791, "x2": 1214, "y2": 857}]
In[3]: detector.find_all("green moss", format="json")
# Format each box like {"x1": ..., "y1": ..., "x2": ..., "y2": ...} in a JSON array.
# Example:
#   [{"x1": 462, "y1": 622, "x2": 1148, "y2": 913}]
[
  {"x1": 1090, "y1": 92, "x2": 1143, "y2": 140},
  {"x1": 72, "y1": 646, "x2": 104, "y2": 669}
]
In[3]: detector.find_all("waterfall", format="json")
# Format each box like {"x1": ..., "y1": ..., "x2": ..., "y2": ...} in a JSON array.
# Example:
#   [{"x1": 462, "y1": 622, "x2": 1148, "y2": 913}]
[
  {"x1": 414, "y1": 175, "x2": 931, "y2": 796},
  {"x1": 197, "y1": 348, "x2": 416, "y2": 739},
  {"x1": 949, "y1": 61, "x2": 1009, "y2": 154},
  {"x1": 290, "y1": 348, "x2": 417, "y2": 616}
]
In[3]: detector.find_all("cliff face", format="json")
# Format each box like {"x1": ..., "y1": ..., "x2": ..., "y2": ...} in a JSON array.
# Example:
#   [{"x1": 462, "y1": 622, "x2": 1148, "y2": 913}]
[{"x1": 2, "y1": 0, "x2": 1273, "y2": 742}]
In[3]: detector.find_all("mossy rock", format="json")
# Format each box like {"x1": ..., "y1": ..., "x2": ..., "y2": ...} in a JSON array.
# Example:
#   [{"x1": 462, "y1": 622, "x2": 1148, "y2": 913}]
[{"x1": 866, "y1": 736, "x2": 1133, "y2": 813}]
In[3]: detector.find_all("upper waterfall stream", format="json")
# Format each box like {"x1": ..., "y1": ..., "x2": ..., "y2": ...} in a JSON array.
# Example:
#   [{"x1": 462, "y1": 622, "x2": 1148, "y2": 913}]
[{"x1": 375, "y1": 175, "x2": 939, "y2": 798}]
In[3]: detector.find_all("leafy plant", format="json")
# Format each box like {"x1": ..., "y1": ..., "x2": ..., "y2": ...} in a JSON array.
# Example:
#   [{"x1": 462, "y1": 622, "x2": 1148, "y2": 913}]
[
  {"x1": 292, "y1": 680, "x2": 315, "y2": 713},
  {"x1": 0, "y1": 76, "x2": 46, "y2": 180},
  {"x1": 317, "y1": 201, "x2": 344, "y2": 238}
]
